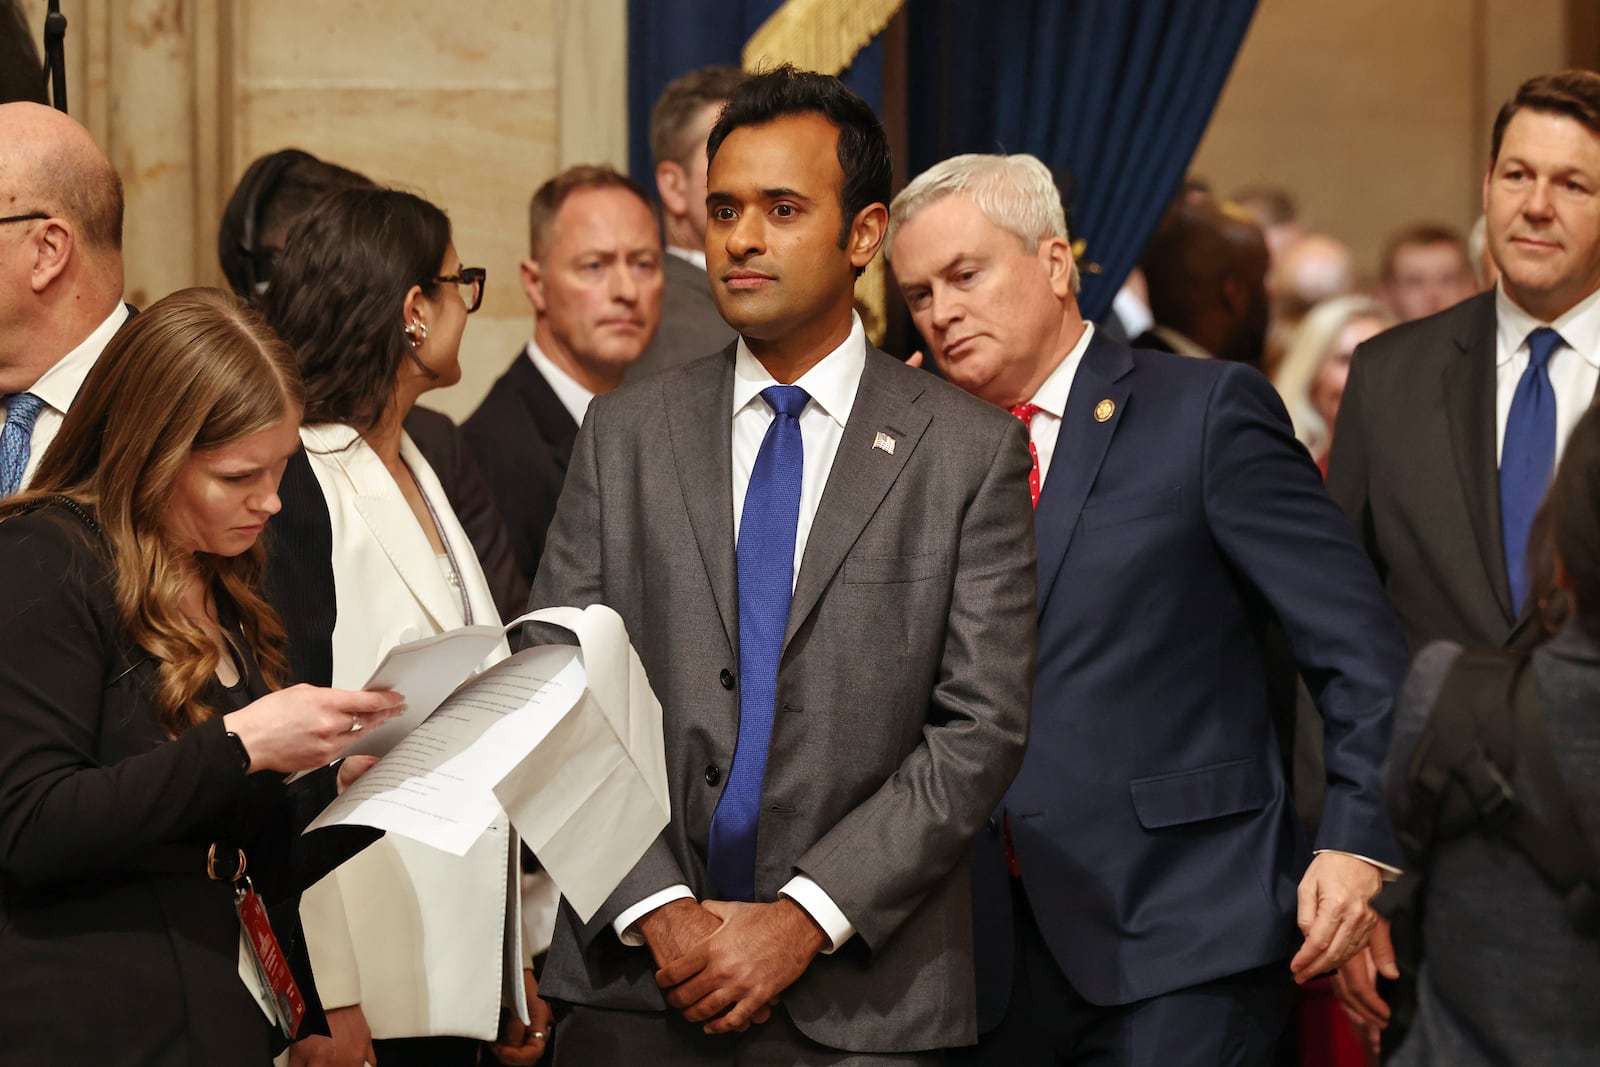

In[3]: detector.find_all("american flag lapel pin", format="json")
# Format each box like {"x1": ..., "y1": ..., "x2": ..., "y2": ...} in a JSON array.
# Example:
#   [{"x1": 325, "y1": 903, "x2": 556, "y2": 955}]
[{"x1": 872, "y1": 431, "x2": 896, "y2": 455}]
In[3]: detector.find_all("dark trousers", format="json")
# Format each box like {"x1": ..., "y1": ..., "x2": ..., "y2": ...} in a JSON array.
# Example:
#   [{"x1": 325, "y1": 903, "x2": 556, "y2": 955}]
[
  {"x1": 371, "y1": 1035, "x2": 480, "y2": 1066},
  {"x1": 551, "y1": 1001, "x2": 944, "y2": 1066},
  {"x1": 954, "y1": 879, "x2": 1293, "y2": 1067}
]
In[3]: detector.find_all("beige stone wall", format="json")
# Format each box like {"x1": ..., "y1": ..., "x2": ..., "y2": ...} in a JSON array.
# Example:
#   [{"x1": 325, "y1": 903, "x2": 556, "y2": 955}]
[
  {"x1": 1191, "y1": 0, "x2": 1567, "y2": 283},
  {"x1": 20, "y1": 0, "x2": 629, "y2": 421}
]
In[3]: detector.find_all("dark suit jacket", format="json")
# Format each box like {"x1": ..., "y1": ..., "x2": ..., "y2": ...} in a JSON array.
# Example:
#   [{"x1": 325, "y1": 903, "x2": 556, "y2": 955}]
[
  {"x1": 628, "y1": 253, "x2": 737, "y2": 380},
  {"x1": 976, "y1": 335, "x2": 1407, "y2": 1019},
  {"x1": 528, "y1": 345, "x2": 1038, "y2": 1053},
  {"x1": 403, "y1": 405, "x2": 527, "y2": 621},
  {"x1": 0, "y1": 504, "x2": 369, "y2": 1066},
  {"x1": 463, "y1": 353, "x2": 579, "y2": 587},
  {"x1": 1326, "y1": 292, "x2": 1574, "y2": 652}
]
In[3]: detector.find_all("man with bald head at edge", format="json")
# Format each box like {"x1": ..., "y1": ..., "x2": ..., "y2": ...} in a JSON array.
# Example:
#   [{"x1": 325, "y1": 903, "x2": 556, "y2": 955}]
[{"x1": 0, "y1": 102, "x2": 129, "y2": 497}]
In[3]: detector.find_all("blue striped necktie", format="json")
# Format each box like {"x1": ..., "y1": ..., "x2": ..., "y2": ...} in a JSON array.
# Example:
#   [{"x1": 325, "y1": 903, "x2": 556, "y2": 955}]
[
  {"x1": 0, "y1": 392, "x2": 46, "y2": 497},
  {"x1": 707, "y1": 384, "x2": 809, "y2": 902},
  {"x1": 1501, "y1": 326, "x2": 1563, "y2": 613}
]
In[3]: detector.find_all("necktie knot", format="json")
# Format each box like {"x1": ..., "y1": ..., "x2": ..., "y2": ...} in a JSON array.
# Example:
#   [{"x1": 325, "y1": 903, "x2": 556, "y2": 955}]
[
  {"x1": 5, "y1": 392, "x2": 45, "y2": 428},
  {"x1": 1526, "y1": 327, "x2": 1565, "y2": 371},
  {"x1": 0, "y1": 392, "x2": 46, "y2": 498},
  {"x1": 1009, "y1": 402, "x2": 1042, "y2": 432},
  {"x1": 762, "y1": 384, "x2": 811, "y2": 421}
]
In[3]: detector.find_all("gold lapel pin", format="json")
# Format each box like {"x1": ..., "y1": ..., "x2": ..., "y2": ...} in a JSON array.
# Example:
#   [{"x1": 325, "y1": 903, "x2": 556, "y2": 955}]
[
  {"x1": 872, "y1": 431, "x2": 896, "y2": 455},
  {"x1": 1094, "y1": 399, "x2": 1116, "y2": 423}
]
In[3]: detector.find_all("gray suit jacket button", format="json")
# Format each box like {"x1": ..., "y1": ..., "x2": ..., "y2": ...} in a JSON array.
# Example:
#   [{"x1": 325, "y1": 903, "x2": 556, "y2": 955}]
[
  {"x1": 719, "y1": 668, "x2": 735, "y2": 690},
  {"x1": 704, "y1": 764, "x2": 722, "y2": 786}
]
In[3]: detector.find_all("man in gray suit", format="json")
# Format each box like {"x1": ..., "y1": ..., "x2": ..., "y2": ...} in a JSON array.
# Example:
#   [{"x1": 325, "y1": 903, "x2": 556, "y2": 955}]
[
  {"x1": 529, "y1": 66, "x2": 1037, "y2": 1064},
  {"x1": 629, "y1": 66, "x2": 744, "y2": 379}
]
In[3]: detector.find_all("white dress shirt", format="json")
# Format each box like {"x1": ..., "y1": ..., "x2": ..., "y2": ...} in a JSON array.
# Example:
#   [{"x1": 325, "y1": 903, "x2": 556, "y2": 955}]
[
  {"x1": 8, "y1": 302, "x2": 129, "y2": 489},
  {"x1": 612, "y1": 313, "x2": 869, "y2": 954},
  {"x1": 666, "y1": 245, "x2": 708, "y2": 272},
  {"x1": 526, "y1": 338, "x2": 597, "y2": 428},
  {"x1": 1493, "y1": 282, "x2": 1600, "y2": 466},
  {"x1": 1017, "y1": 323, "x2": 1094, "y2": 487}
]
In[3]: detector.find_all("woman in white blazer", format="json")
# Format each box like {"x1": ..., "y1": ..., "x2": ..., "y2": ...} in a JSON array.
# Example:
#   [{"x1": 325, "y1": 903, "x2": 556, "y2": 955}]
[{"x1": 262, "y1": 188, "x2": 550, "y2": 1067}]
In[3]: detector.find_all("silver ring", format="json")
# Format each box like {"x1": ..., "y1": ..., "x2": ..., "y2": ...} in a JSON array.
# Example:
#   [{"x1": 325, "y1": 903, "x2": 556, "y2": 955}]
[
  {"x1": 532, "y1": 1031, "x2": 546, "y2": 1041},
  {"x1": 348, "y1": 716, "x2": 363, "y2": 733}
]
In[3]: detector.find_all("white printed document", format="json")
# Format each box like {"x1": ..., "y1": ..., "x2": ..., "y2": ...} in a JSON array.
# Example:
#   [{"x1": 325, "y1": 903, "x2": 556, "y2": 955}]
[{"x1": 306, "y1": 605, "x2": 670, "y2": 922}]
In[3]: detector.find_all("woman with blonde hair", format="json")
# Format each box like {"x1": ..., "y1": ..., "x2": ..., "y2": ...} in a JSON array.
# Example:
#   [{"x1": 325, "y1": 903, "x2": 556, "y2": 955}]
[
  {"x1": 1273, "y1": 294, "x2": 1393, "y2": 471},
  {"x1": 0, "y1": 288, "x2": 400, "y2": 1066}
]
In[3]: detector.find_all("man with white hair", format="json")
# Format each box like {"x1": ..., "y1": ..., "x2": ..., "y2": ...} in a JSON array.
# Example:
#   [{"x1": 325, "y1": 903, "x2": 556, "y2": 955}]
[
  {"x1": 0, "y1": 101, "x2": 128, "y2": 495},
  {"x1": 887, "y1": 153, "x2": 1408, "y2": 1066}
]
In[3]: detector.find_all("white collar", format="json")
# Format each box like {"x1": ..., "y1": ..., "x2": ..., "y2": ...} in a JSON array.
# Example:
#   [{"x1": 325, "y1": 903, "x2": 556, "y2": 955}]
[
  {"x1": 666, "y1": 245, "x2": 707, "y2": 272},
  {"x1": 1026, "y1": 322, "x2": 1095, "y2": 417},
  {"x1": 525, "y1": 338, "x2": 597, "y2": 427},
  {"x1": 1150, "y1": 324, "x2": 1214, "y2": 361},
  {"x1": 1494, "y1": 281, "x2": 1600, "y2": 369},
  {"x1": 732, "y1": 311, "x2": 866, "y2": 430},
  {"x1": 28, "y1": 302, "x2": 129, "y2": 412}
]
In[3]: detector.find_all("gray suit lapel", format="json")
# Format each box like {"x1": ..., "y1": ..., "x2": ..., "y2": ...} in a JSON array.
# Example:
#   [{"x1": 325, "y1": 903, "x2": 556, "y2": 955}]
[
  {"x1": 1442, "y1": 296, "x2": 1515, "y2": 625},
  {"x1": 784, "y1": 350, "x2": 930, "y2": 650},
  {"x1": 664, "y1": 348, "x2": 739, "y2": 650}
]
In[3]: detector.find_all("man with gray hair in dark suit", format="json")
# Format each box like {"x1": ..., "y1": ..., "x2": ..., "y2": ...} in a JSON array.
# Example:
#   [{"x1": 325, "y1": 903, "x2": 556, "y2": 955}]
[{"x1": 528, "y1": 66, "x2": 1037, "y2": 1064}]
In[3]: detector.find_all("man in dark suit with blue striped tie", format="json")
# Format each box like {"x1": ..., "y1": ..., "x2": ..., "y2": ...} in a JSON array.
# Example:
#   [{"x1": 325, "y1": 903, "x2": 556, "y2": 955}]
[
  {"x1": 1327, "y1": 68, "x2": 1600, "y2": 1046},
  {"x1": 526, "y1": 66, "x2": 1037, "y2": 1065}
]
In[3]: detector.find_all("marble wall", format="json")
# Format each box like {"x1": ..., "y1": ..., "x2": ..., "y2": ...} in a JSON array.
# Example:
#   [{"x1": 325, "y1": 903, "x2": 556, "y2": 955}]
[{"x1": 20, "y1": 0, "x2": 624, "y2": 420}]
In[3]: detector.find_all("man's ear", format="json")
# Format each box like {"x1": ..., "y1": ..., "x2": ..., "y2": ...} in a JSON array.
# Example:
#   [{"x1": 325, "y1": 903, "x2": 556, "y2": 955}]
[
  {"x1": 29, "y1": 221, "x2": 74, "y2": 294},
  {"x1": 1219, "y1": 273, "x2": 1248, "y2": 317},
  {"x1": 656, "y1": 161, "x2": 689, "y2": 219},
  {"x1": 1041, "y1": 236, "x2": 1075, "y2": 299},
  {"x1": 848, "y1": 203, "x2": 889, "y2": 269},
  {"x1": 520, "y1": 258, "x2": 546, "y2": 315}
]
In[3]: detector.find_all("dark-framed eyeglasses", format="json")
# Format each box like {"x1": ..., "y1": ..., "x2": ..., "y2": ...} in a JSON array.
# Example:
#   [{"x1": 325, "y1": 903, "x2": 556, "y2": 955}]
[
  {"x1": 434, "y1": 267, "x2": 486, "y2": 313},
  {"x1": 0, "y1": 212, "x2": 50, "y2": 226}
]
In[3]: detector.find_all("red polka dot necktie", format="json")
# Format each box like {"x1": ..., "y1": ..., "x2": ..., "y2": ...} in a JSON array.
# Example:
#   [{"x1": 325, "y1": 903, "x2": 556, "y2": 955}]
[
  {"x1": 1001, "y1": 402, "x2": 1043, "y2": 878},
  {"x1": 1009, "y1": 403, "x2": 1043, "y2": 509}
]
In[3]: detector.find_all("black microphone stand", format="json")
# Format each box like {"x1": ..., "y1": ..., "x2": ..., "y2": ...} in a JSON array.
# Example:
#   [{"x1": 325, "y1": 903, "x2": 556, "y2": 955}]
[{"x1": 42, "y1": 0, "x2": 67, "y2": 113}]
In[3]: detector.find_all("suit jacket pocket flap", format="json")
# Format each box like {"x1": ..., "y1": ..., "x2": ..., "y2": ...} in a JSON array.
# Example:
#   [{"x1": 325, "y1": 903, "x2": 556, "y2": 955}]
[
  {"x1": 1129, "y1": 758, "x2": 1269, "y2": 829},
  {"x1": 1081, "y1": 487, "x2": 1181, "y2": 531},
  {"x1": 844, "y1": 551, "x2": 949, "y2": 584}
]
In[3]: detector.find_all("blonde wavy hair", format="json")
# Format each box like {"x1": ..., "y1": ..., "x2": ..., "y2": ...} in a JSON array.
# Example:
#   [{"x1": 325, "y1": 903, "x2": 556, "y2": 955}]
[{"x1": 1, "y1": 288, "x2": 303, "y2": 736}]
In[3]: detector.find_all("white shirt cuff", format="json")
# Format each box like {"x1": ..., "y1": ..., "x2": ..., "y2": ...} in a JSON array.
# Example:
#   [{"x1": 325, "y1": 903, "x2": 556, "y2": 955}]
[
  {"x1": 779, "y1": 875, "x2": 855, "y2": 953},
  {"x1": 612, "y1": 885, "x2": 695, "y2": 946},
  {"x1": 1314, "y1": 848, "x2": 1403, "y2": 881}
]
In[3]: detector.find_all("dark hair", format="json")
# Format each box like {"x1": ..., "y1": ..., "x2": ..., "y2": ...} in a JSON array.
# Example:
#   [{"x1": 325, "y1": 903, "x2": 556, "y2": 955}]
[
  {"x1": 1544, "y1": 405, "x2": 1600, "y2": 642},
  {"x1": 706, "y1": 64, "x2": 891, "y2": 247},
  {"x1": 649, "y1": 66, "x2": 748, "y2": 167},
  {"x1": 218, "y1": 149, "x2": 374, "y2": 298},
  {"x1": 0, "y1": 0, "x2": 46, "y2": 106},
  {"x1": 1379, "y1": 223, "x2": 1470, "y2": 283},
  {"x1": 528, "y1": 164, "x2": 653, "y2": 259},
  {"x1": 263, "y1": 187, "x2": 450, "y2": 431},
  {"x1": 1491, "y1": 70, "x2": 1600, "y2": 163}
]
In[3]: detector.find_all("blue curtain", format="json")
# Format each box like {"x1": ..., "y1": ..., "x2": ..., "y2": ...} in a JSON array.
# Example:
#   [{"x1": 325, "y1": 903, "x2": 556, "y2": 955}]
[
  {"x1": 626, "y1": 1, "x2": 885, "y2": 191},
  {"x1": 906, "y1": 0, "x2": 1258, "y2": 322}
]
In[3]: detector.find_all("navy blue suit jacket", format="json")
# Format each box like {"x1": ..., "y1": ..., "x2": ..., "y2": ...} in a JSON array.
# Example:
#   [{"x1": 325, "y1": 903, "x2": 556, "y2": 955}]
[{"x1": 974, "y1": 333, "x2": 1407, "y2": 1020}]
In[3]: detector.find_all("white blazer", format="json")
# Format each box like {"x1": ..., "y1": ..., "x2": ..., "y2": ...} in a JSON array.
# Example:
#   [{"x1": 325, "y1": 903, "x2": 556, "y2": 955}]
[{"x1": 296, "y1": 422, "x2": 524, "y2": 1041}]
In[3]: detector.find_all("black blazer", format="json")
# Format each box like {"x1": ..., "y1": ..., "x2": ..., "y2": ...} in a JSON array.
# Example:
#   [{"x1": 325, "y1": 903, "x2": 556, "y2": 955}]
[
  {"x1": 0, "y1": 504, "x2": 371, "y2": 1066},
  {"x1": 462, "y1": 353, "x2": 579, "y2": 587},
  {"x1": 403, "y1": 405, "x2": 528, "y2": 621},
  {"x1": 1326, "y1": 292, "x2": 1586, "y2": 651}
]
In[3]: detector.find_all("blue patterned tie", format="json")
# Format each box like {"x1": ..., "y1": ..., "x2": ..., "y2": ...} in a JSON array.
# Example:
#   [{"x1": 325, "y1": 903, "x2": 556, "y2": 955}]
[
  {"x1": 1501, "y1": 327, "x2": 1563, "y2": 613},
  {"x1": 0, "y1": 392, "x2": 46, "y2": 497},
  {"x1": 707, "y1": 384, "x2": 809, "y2": 902}
]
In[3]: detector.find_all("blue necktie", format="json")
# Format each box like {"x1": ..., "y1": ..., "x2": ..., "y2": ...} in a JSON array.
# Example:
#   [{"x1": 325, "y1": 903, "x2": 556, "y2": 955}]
[
  {"x1": 1501, "y1": 327, "x2": 1564, "y2": 613},
  {"x1": 0, "y1": 392, "x2": 46, "y2": 497},
  {"x1": 707, "y1": 384, "x2": 809, "y2": 902}
]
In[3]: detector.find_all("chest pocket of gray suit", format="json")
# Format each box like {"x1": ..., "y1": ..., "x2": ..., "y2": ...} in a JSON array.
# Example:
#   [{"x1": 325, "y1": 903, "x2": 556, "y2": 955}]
[
  {"x1": 1080, "y1": 487, "x2": 1181, "y2": 532},
  {"x1": 844, "y1": 551, "x2": 949, "y2": 584}
]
